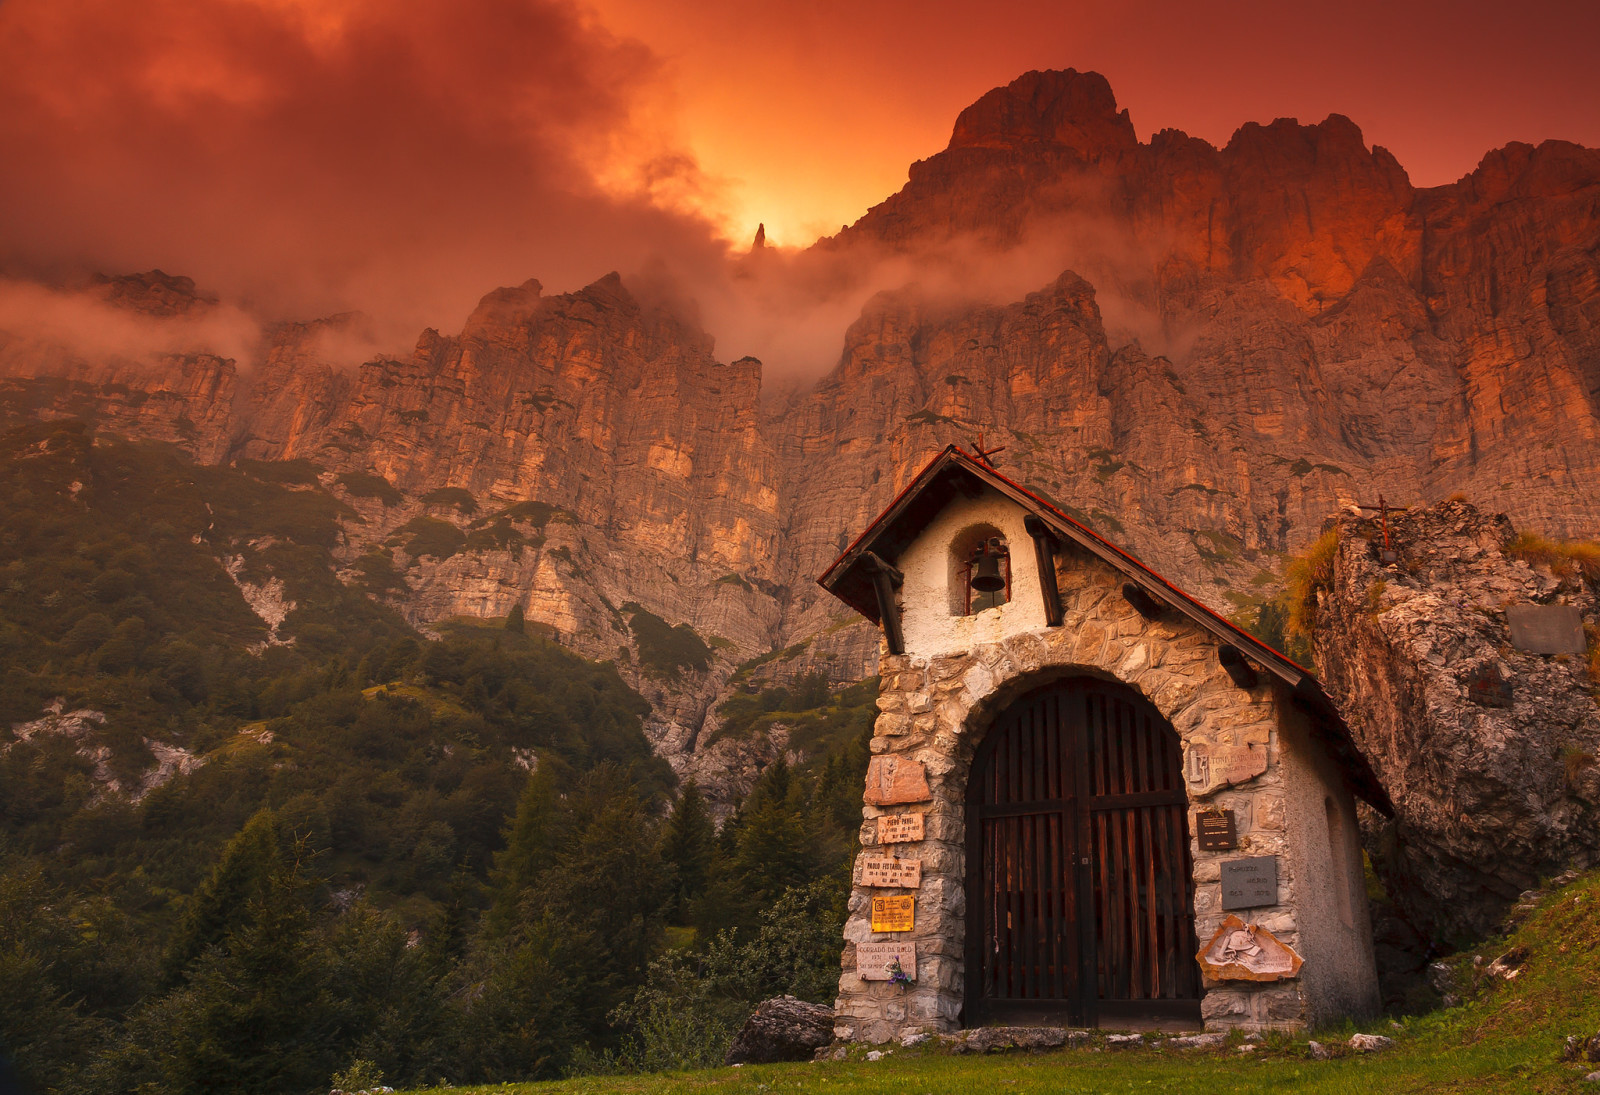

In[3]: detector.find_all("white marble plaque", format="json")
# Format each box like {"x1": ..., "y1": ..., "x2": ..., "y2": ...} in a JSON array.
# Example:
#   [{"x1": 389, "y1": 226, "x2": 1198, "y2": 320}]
[{"x1": 856, "y1": 940, "x2": 917, "y2": 981}]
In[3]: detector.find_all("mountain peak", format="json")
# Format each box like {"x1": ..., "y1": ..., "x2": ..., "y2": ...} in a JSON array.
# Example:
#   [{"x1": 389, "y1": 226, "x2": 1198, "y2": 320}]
[{"x1": 947, "y1": 69, "x2": 1137, "y2": 161}]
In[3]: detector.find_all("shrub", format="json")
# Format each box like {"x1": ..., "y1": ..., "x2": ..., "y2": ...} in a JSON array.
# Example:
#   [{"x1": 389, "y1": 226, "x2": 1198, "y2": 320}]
[
  {"x1": 1506, "y1": 530, "x2": 1600, "y2": 582},
  {"x1": 337, "y1": 472, "x2": 404, "y2": 507},
  {"x1": 622, "y1": 603, "x2": 711, "y2": 678}
]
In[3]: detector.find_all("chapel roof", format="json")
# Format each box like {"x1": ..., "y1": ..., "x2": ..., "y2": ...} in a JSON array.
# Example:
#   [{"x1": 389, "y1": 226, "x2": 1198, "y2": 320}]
[{"x1": 816, "y1": 444, "x2": 1393, "y2": 814}]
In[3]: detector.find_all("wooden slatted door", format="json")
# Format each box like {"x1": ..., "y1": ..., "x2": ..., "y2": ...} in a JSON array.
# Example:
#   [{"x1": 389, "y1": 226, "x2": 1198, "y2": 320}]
[{"x1": 965, "y1": 678, "x2": 1200, "y2": 1028}]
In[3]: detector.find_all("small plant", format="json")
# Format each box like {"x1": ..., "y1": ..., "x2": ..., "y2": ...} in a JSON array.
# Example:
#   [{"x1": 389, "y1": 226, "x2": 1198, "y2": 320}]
[
  {"x1": 1563, "y1": 745, "x2": 1597, "y2": 792},
  {"x1": 330, "y1": 1059, "x2": 385, "y2": 1093},
  {"x1": 1506, "y1": 530, "x2": 1600, "y2": 582},
  {"x1": 885, "y1": 956, "x2": 913, "y2": 987}
]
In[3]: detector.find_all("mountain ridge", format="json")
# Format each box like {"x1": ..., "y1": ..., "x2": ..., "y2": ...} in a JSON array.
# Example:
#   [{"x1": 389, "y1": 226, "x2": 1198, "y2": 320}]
[{"x1": 4, "y1": 68, "x2": 1598, "y2": 806}]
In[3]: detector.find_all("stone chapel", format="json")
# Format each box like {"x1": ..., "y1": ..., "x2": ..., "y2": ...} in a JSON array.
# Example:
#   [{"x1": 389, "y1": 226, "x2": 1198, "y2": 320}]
[{"x1": 817, "y1": 446, "x2": 1392, "y2": 1041}]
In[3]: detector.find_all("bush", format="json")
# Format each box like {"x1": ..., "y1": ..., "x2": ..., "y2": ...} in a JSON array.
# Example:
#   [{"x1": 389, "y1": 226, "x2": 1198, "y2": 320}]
[{"x1": 622, "y1": 602, "x2": 712, "y2": 678}]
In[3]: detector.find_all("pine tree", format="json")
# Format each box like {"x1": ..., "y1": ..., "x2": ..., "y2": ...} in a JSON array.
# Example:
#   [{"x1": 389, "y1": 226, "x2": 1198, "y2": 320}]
[
  {"x1": 486, "y1": 765, "x2": 562, "y2": 935},
  {"x1": 505, "y1": 603, "x2": 526, "y2": 634},
  {"x1": 660, "y1": 780, "x2": 715, "y2": 921}
]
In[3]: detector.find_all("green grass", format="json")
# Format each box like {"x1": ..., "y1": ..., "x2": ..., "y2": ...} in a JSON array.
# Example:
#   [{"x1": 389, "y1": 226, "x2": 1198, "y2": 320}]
[{"x1": 403, "y1": 870, "x2": 1600, "y2": 1094}]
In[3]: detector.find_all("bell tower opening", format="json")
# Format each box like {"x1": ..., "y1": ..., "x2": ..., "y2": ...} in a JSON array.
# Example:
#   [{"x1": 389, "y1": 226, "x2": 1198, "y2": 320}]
[{"x1": 948, "y1": 523, "x2": 1011, "y2": 616}]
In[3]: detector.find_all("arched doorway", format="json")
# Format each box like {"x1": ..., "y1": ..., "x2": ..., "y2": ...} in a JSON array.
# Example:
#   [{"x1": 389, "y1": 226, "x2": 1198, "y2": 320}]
[{"x1": 963, "y1": 677, "x2": 1201, "y2": 1028}]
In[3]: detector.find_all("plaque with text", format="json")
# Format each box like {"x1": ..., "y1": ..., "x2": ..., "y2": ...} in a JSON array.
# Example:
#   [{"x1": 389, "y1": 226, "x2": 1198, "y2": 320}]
[
  {"x1": 860, "y1": 856, "x2": 922, "y2": 888},
  {"x1": 1507, "y1": 604, "x2": 1585, "y2": 655},
  {"x1": 856, "y1": 940, "x2": 917, "y2": 981},
  {"x1": 870, "y1": 895, "x2": 916, "y2": 932},
  {"x1": 1221, "y1": 856, "x2": 1278, "y2": 910},
  {"x1": 877, "y1": 812, "x2": 925, "y2": 844},
  {"x1": 1197, "y1": 810, "x2": 1237, "y2": 851}
]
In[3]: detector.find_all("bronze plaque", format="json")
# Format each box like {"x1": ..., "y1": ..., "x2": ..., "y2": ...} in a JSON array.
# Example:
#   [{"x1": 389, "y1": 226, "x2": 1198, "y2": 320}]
[
  {"x1": 870, "y1": 895, "x2": 915, "y2": 932},
  {"x1": 1221, "y1": 856, "x2": 1278, "y2": 910},
  {"x1": 860, "y1": 856, "x2": 922, "y2": 888},
  {"x1": 1197, "y1": 810, "x2": 1237, "y2": 851},
  {"x1": 877, "y1": 812, "x2": 924, "y2": 844}
]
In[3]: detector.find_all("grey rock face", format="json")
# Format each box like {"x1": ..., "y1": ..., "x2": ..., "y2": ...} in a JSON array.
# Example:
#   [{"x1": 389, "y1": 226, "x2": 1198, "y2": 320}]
[
  {"x1": 1313, "y1": 500, "x2": 1600, "y2": 941},
  {"x1": 724, "y1": 995, "x2": 835, "y2": 1065}
]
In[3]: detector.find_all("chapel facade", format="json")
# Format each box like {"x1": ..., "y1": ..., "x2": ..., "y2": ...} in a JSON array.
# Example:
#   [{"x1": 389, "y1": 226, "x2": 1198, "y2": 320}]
[{"x1": 817, "y1": 446, "x2": 1389, "y2": 1040}]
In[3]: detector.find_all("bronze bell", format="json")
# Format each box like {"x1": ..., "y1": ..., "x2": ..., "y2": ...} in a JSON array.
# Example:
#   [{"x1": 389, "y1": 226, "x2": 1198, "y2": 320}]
[{"x1": 970, "y1": 540, "x2": 1006, "y2": 593}]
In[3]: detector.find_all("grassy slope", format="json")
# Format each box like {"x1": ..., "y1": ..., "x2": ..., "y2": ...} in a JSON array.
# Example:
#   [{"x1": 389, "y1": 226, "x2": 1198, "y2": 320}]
[{"x1": 410, "y1": 870, "x2": 1600, "y2": 1094}]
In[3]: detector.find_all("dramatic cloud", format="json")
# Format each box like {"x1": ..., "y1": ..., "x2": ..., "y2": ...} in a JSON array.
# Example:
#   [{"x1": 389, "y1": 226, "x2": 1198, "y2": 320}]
[{"x1": 0, "y1": 0, "x2": 730, "y2": 345}]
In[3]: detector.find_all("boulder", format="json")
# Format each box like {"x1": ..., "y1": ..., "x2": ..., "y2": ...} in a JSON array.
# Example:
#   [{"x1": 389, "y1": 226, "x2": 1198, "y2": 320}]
[
  {"x1": 1314, "y1": 500, "x2": 1600, "y2": 941},
  {"x1": 725, "y1": 996, "x2": 835, "y2": 1065}
]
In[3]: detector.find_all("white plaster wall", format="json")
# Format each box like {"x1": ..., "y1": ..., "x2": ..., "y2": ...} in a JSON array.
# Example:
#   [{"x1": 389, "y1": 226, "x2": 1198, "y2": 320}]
[
  {"x1": 1275, "y1": 696, "x2": 1382, "y2": 1024},
  {"x1": 893, "y1": 489, "x2": 1049, "y2": 656}
]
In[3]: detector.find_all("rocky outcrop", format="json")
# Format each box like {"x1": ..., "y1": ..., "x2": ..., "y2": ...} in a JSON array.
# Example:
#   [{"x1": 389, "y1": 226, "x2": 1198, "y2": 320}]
[
  {"x1": 724, "y1": 996, "x2": 835, "y2": 1064},
  {"x1": 1313, "y1": 500, "x2": 1600, "y2": 941}
]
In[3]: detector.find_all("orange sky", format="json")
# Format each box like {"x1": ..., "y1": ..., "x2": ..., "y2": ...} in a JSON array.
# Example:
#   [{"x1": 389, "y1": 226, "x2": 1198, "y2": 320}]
[
  {"x1": 590, "y1": 0, "x2": 1600, "y2": 245},
  {"x1": 0, "y1": 0, "x2": 1596, "y2": 340}
]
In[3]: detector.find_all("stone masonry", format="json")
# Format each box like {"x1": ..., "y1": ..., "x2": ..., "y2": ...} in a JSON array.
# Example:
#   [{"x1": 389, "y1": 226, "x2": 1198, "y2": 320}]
[{"x1": 833, "y1": 543, "x2": 1314, "y2": 1043}]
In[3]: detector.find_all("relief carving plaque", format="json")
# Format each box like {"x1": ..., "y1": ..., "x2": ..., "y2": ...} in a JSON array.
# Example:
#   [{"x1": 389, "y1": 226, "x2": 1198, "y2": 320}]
[
  {"x1": 877, "y1": 812, "x2": 925, "y2": 844},
  {"x1": 1196, "y1": 914, "x2": 1303, "y2": 982},
  {"x1": 870, "y1": 895, "x2": 916, "y2": 932},
  {"x1": 856, "y1": 940, "x2": 917, "y2": 981},
  {"x1": 860, "y1": 856, "x2": 922, "y2": 888},
  {"x1": 863, "y1": 756, "x2": 931, "y2": 805}
]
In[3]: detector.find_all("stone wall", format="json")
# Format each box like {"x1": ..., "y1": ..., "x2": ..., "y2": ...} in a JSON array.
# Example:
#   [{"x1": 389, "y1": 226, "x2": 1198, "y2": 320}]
[{"x1": 834, "y1": 540, "x2": 1377, "y2": 1042}]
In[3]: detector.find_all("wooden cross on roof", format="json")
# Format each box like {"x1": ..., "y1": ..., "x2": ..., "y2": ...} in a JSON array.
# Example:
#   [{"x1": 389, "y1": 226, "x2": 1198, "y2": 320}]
[{"x1": 972, "y1": 431, "x2": 1006, "y2": 468}]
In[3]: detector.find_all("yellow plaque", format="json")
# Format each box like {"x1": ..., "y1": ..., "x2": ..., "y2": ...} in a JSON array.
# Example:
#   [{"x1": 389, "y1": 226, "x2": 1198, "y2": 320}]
[{"x1": 870, "y1": 894, "x2": 915, "y2": 933}]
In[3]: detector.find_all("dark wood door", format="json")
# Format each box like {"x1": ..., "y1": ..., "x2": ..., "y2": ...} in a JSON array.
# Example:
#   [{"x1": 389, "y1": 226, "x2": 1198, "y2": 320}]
[{"x1": 964, "y1": 678, "x2": 1200, "y2": 1027}]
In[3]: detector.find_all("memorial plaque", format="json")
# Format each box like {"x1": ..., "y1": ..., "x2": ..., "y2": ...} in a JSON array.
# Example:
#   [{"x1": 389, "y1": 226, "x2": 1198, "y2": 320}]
[
  {"x1": 1197, "y1": 810, "x2": 1237, "y2": 851},
  {"x1": 863, "y1": 755, "x2": 932, "y2": 805},
  {"x1": 877, "y1": 812, "x2": 925, "y2": 844},
  {"x1": 1213, "y1": 744, "x2": 1268, "y2": 787},
  {"x1": 1196, "y1": 915, "x2": 1303, "y2": 982},
  {"x1": 1507, "y1": 604, "x2": 1586, "y2": 655},
  {"x1": 1221, "y1": 856, "x2": 1278, "y2": 910},
  {"x1": 870, "y1": 894, "x2": 916, "y2": 932},
  {"x1": 856, "y1": 940, "x2": 917, "y2": 981},
  {"x1": 860, "y1": 856, "x2": 922, "y2": 888},
  {"x1": 1466, "y1": 663, "x2": 1514, "y2": 708}
]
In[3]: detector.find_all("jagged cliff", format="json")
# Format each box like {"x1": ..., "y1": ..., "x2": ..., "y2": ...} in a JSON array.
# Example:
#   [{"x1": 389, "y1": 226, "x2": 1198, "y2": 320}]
[{"x1": 4, "y1": 70, "x2": 1599, "y2": 806}]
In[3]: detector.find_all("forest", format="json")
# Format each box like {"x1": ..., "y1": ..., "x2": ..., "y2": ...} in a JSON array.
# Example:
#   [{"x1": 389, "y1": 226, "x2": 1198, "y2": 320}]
[{"x1": 0, "y1": 421, "x2": 875, "y2": 1094}]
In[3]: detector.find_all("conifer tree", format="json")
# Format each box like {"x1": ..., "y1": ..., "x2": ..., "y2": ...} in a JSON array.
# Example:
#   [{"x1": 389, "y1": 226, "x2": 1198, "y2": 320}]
[{"x1": 660, "y1": 780, "x2": 715, "y2": 920}]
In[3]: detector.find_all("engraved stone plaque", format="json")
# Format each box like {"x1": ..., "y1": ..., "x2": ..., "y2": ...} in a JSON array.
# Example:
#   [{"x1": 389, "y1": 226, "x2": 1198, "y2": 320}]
[
  {"x1": 1197, "y1": 810, "x2": 1237, "y2": 851},
  {"x1": 863, "y1": 755, "x2": 932, "y2": 805},
  {"x1": 1213, "y1": 744, "x2": 1268, "y2": 787},
  {"x1": 1507, "y1": 604, "x2": 1586, "y2": 655},
  {"x1": 877, "y1": 812, "x2": 925, "y2": 844},
  {"x1": 870, "y1": 894, "x2": 915, "y2": 932},
  {"x1": 860, "y1": 856, "x2": 922, "y2": 888},
  {"x1": 1221, "y1": 856, "x2": 1278, "y2": 910},
  {"x1": 856, "y1": 940, "x2": 917, "y2": 981}
]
